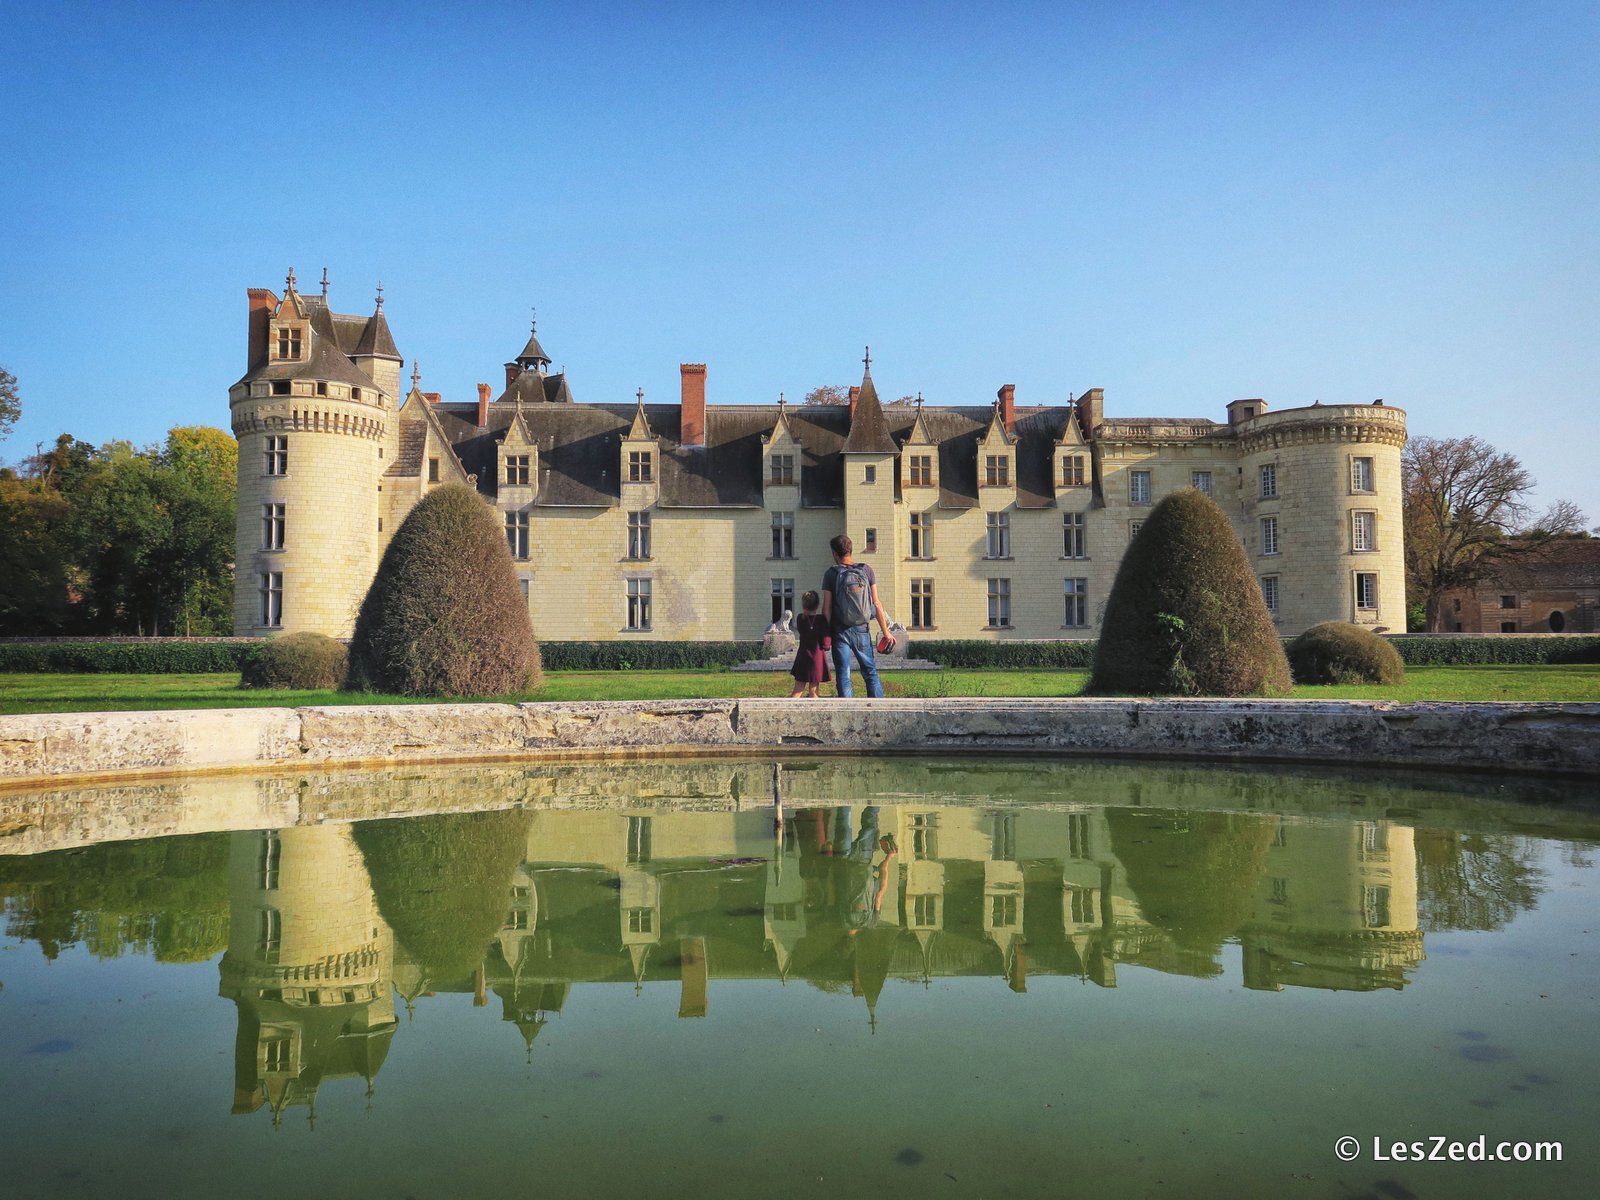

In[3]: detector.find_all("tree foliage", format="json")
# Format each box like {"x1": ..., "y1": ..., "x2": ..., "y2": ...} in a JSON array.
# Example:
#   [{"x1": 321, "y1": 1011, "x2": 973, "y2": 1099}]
[
  {"x1": 803, "y1": 384, "x2": 850, "y2": 406},
  {"x1": 1288, "y1": 622, "x2": 1406, "y2": 685},
  {"x1": 1090, "y1": 488, "x2": 1291, "y2": 696},
  {"x1": 1403, "y1": 436, "x2": 1538, "y2": 631},
  {"x1": 0, "y1": 365, "x2": 19, "y2": 443},
  {"x1": 347, "y1": 484, "x2": 542, "y2": 696},
  {"x1": 0, "y1": 426, "x2": 236, "y2": 635},
  {"x1": 241, "y1": 631, "x2": 348, "y2": 689}
]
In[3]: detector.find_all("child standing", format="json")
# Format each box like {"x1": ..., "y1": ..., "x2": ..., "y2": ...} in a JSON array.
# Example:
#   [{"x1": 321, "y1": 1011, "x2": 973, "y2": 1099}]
[{"x1": 790, "y1": 590, "x2": 832, "y2": 698}]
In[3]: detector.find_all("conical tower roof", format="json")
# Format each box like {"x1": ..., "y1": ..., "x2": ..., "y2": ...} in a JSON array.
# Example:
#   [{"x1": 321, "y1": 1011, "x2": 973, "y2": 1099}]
[{"x1": 842, "y1": 349, "x2": 896, "y2": 454}]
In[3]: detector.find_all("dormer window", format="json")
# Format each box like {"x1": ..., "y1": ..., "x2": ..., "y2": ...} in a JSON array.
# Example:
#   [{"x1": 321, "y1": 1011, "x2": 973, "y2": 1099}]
[
  {"x1": 351, "y1": 387, "x2": 362, "y2": 401},
  {"x1": 985, "y1": 455, "x2": 1010, "y2": 487},
  {"x1": 275, "y1": 326, "x2": 302, "y2": 361},
  {"x1": 506, "y1": 455, "x2": 530, "y2": 485},
  {"x1": 1061, "y1": 455, "x2": 1086, "y2": 487},
  {"x1": 315, "y1": 381, "x2": 328, "y2": 397},
  {"x1": 769, "y1": 454, "x2": 795, "y2": 485},
  {"x1": 908, "y1": 454, "x2": 933, "y2": 486},
  {"x1": 629, "y1": 450, "x2": 653, "y2": 483}
]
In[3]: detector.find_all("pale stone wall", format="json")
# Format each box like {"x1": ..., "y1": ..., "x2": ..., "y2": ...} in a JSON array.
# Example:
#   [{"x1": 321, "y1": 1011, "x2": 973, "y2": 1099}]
[{"x1": 231, "y1": 381, "x2": 388, "y2": 638}]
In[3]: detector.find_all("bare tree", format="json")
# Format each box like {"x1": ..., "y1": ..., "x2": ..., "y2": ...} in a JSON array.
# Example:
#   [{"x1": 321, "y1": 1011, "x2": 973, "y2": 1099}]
[
  {"x1": 803, "y1": 385, "x2": 850, "y2": 406},
  {"x1": 1403, "y1": 436, "x2": 1535, "y2": 631},
  {"x1": 0, "y1": 366, "x2": 18, "y2": 444},
  {"x1": 1519, "y1": 498, "x2": 1589, "y2": 538}
]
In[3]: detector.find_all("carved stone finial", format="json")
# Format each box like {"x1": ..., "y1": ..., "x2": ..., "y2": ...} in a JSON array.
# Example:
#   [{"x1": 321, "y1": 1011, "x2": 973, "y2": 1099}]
[
  {"x1": 285, "y1": 266, "x2": 296, "y2": 291},
  {"x1": 863, "y1": 345, "x2": 871, "y2": 373},
  {"x1": 636, "y1": 387, "x2": 645, "y2": 405},
  {"x1": 411, "y1": 360, "x2": 421, "y2": 387},
  {"x1": 320, "y1": 267, "x2": 329, "y2": 299},
  {"x1": 375, "y1": 281, "x2": 385, "y2": 310},
  {"x1": 531, "y1": 306, "x2": 538, "y2": 334}
]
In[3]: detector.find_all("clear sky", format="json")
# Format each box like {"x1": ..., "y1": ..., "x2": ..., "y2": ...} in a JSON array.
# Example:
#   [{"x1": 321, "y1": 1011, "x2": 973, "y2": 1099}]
[{"x1": 3, "y1": 1, "x2": 1595, "y2": 519}]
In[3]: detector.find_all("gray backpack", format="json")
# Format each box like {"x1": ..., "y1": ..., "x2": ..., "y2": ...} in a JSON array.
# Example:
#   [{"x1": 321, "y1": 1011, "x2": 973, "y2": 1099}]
[{"x1": 832, "y1": 563, "x2": 873, "y2": 628}]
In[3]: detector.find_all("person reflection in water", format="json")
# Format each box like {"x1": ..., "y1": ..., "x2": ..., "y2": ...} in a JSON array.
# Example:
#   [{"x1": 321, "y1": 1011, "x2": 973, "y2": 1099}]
[{"x1": 822, "y1": 806, "x2": 898, "y2": 933}]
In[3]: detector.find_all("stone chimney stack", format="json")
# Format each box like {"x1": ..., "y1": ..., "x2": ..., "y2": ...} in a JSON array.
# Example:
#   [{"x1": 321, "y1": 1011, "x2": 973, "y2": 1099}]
[
  {"x1": 477, "y1": 383, "x2": 491, "y2": 428},
  {"x1": 505, "y1": 362, "x2": 519, "y2": 388},
  {"x1": 247, "y1": 289, "x2": 277, "y2": 370},
  {"x1": 1078, "y1": 388, "x2": 1104, "y2": 438},
  {"x1": 680, "y1": 363, "x2": 707, "y2": 447},
  {"x1": 998, "y1": 383, "x2": 1016, "y2": 434}
]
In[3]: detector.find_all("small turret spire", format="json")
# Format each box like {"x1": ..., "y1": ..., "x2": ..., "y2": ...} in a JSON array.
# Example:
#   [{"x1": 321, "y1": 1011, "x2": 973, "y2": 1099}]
[
  {"x1": 863, "y1": 345, "x2": 872, "y2": 375},
  {"x1": 320, "y1": 267, "x2": 329, "y2": 300},
  {"x1": 375, "y1": 281, "x2": 385, "y2": 311},
  {"x1": 531, "y1": 306, "x2": 538, "y2": 334},
  {"x1": 411, "y1": 360, "x2": 421, "y2": 389}
]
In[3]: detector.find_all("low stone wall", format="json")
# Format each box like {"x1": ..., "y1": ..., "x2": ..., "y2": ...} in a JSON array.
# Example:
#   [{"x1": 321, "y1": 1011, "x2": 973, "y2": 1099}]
[{"x1": 2, "y1": 698, "x2": 1598, "y2": 788}]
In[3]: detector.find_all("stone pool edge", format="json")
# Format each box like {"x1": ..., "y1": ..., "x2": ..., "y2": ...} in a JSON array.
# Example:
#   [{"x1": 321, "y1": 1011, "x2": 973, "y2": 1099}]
[{"x1": 1, "y1": 697, "x2": 1597, "y2": 789}]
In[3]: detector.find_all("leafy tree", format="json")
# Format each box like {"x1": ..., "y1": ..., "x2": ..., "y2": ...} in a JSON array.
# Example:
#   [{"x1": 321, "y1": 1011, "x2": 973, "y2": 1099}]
[
  {"x1": 1090, "y1": 488, "x2": 1291, "y2": 695},
  {"x1": 0, "y1": 476, "x2": 73, "y2": 633},
  {"x1": 0, "y1": 365, "x2": 18, "y2": 443},
  {"x1": 347, "y1": 484, "x2": 542, "y2": 696},
  {"x1": 1403, "y1": 436, "x2": 1538, "y2": 631}
]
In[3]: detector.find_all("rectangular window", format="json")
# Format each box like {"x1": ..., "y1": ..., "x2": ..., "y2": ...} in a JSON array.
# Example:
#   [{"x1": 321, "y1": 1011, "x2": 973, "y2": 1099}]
[
  {"x1": 1191, "y1": 470, "x2": 1212, "y2": 496},
  {"x1": 520, "y1": 579, "x2": 530, "y2": 603},
  {"x1": 910, "y1": 812, "x2": 939, "y2": 859},
  {"x1": 1351, "y1": 456, "x2": 1374, "y2": 493},
  {"x1": 1129, "y1": 520, "x2": 1144, "y2": 541},
  {"x1": 1061, "y1": 454, "x2": 1086, "y2": 487},
  {"x1": 864, "y1": 464, "x2": 877, "y2": 484},
  {"x1": 1130, "y1": 469, "x2": 1152, "y2": 505},
  {"x1": 261, "y1": 502, "x2": 285, "y2": 550},
  {"x1": 626, "y1": 816, "x2": 652, "y2": 864},
  {"x1": 769, "y1": 453, "x2": 795, "y2": 485},
  {"x1": 262, "y1": 1036, "x2": 291, "y2": 1072},
  {"x1": 628, "y1": 450, "x2": 653, "y2": 483},
  {"x1": 1351, "y1": 510, "x2": 1376, "y2": 552},
  {"x1": 989, "y1": 893, "x2": 1018, "y2": 928},
  {"x1": 1260, "y1": 463, "x2": 1278, "y2": 499},
  {"x1": 992, "y1": 813, "x2": 1017, "y2": 861},
  {"x1": 985, "y1": 455, "x2": 1010, "y2": 487},
  {"x1": 864, "y1": 527, "x2": 877, "y2": 553},
  {"x1": 257, "y1": 831, "x2": 281, "y2": 891},
  {"x1": 771, "y1": 578, "x2": 795, "y2": 624},
  {"x1": 627, "y1": 907, "x2": 654, "y2": 934},
  {"x1": 256, "y1": 907, "x2": 281, "y2": 958},
  {"x1": 506, "y1": 455, "x2": 530, "y2": 485},
  {"x1": 1069, "y1": 888, "x2": 1097, "y2": 925},
  {"x1": 908, "y1": 454, "x2": 933, "y2": 486},
  {"x1": 770, "y1": 512, "x2": 795, "y2": 559},
  {"x1": 1260, "y1": 575, "x2": 1279, "y2": 615},
  {"x1": 910, "y1": 578, "x2": 934, "y2": 629},
  {"x1": 987, "y1": 578, "x2": 1011, "y2": 628},
  {"x1": 1260, "y1": 515, "x2": 1279, "y2": 556},
  {"x1": 627, "y1": 578, "x2": 652, "y2": 630},
  {"x1": 275, "y1": 326, "x2": 302, "y2": 360},
  {"x1": 985, "y1": 512, "x2": 1011, "y2": 558},
  {"x1": 1354, "y1": 572, "x2": 1378, "y2": 612},
  {"x1": 913, "y1": 894, "x2": 939, "y2": 927},
  {"x1": 627, "y1": 511, "x2": 651, "y2": 560},
  {"x1": 909, "y1": 512, "x2": 932, "y2": 559},
  {"x1": 1068, "y1": 813, "x2": 1091, "y2": 859},
  {"x1": 264, "y1": 435, "x2": 287, "y2": 476},
  {"x1": 1362, "y1": 885, "x2": 1391, "y2": 929},
  {"x1": 505, "y1": 511, "x2": 529, "y2": 559},
  {"x1": 1500, "y1": 594, "x2": 1517, "y2": 609},
  {"x1": 258, "y1": 571, "x2": 283, "y2": 627},
  {"x1": 1063, "y1": 512, "x2": 1086, "y2": 559},
  {"x1": 428, "y1": 457, "x2": 440, "y2": 483},
  {"x1": 1064, "y1": 578, "x2": 1088, "y2": 628},
  {"x1": 1500, "y1": 620, "x2": 1517, "y2": 633}
]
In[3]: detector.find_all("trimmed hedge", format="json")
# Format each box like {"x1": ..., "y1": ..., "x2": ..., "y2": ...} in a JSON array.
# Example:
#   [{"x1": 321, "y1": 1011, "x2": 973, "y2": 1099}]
[
  {"x1": 240, "y1": 632, "x2": 348, "y2": 690},
  {"x1": 1385, "y1": 635, "x2": 1600, "y2": 666},
  {"x1": 1288, "y1": 623, "x2": 1405, "y2": 685},
  {"x1": 908, "y1": 640, "x2": 1097, "y2": 669},
  {"x1": 0, "y1": 640, "x2": 258, "y2": 673},
  {"x1": 539, "y1": 641, "x2": 764, "y2": 670}
]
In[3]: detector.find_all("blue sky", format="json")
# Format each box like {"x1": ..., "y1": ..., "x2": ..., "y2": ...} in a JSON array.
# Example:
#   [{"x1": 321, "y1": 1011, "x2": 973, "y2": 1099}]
[{"x1": 3, "y1": 1, "x2": 1596, "y2": 519}]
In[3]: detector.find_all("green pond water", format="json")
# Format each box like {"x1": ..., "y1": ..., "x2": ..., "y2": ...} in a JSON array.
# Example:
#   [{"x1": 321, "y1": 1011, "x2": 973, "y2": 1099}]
[{"x1": 0, "y1": 756, "x2": 1597, "y2": 1200}]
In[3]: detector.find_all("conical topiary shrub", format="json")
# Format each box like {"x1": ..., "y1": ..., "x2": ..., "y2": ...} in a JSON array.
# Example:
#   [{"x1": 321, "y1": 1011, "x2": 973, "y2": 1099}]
[
  {"x1": 347, "y1": 484, "x2": 541, "y2": 696},
  {"x1": 1090, "y1": 488, "x2": 1291, "y2": 696}
]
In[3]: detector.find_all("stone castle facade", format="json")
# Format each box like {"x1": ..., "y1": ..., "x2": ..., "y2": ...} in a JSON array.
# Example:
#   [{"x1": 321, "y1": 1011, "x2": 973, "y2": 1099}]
[{"x1": 231, "y1": 271, "x2": 1408, "y2": 640}]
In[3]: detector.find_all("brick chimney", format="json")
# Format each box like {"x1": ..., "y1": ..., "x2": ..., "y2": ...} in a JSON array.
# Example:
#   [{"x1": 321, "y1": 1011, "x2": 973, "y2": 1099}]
[
  {"x1": 680, "y1": 363, "x2": 707, "y2": 447},
  {"x1": 505, "y1": 362, "x2": 519, "y2": 388},
  {"x1": 425, "y1": 392, "x2": 442, "y2": 405},
  {"x1": 997, "y1": 383, "x2": 1016, "y2": 434},
  {"x1": 848, "y1": 385, "x2": 861, "y2": 423},
  {"x1": 477, "y1": 383, "x2": 491, "y2": 428},
  {"x1": 247, "y1": 288, "x2": 278, "y2": 370},
  {"x1": 1077, "y1": 388, "x2": 1104, "y2": 438}
]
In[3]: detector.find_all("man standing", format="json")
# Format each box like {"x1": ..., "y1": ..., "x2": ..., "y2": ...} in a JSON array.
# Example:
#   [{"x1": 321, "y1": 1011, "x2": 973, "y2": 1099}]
[{"x1": 821, "y1": 533, "x2": 893, "y2": 698}]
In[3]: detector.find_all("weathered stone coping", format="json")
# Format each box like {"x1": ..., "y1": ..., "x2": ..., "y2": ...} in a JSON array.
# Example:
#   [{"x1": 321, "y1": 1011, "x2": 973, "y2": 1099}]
[{"x1": 1, "y1": 698, "x2": 1598, "y2": 789}]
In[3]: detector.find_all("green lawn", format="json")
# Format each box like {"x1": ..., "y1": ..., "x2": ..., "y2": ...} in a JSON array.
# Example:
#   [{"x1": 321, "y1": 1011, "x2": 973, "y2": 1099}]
[{"x1": 2, "y1": 664, "x2": 1598, "y2": 715}]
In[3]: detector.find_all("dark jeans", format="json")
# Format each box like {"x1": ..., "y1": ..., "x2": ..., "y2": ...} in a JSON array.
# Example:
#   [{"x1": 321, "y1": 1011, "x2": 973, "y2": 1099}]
[{"x1": 832, "y1": 624, "x2": 883, "y2": 698}]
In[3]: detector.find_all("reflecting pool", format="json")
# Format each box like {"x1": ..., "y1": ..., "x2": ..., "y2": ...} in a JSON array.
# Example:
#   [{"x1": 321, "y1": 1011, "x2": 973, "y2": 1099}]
[{"x1": 1, "y1": 757, "x2": 1597, "y2": 1199}]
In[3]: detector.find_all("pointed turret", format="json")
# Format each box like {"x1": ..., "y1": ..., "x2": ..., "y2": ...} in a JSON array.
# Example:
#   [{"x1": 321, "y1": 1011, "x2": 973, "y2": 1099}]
[
  {"x1": 841, "y1": 348, "x2": 896, "y2": 454},
  {"x1": 515, "y1": 308, "x2": 552, "y2": 371}
]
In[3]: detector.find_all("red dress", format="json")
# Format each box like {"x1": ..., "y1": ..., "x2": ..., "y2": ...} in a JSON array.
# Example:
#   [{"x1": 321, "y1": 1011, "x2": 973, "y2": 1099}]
[{"x1": 791, "y1": 613, "x2": 833, "y2": 685}]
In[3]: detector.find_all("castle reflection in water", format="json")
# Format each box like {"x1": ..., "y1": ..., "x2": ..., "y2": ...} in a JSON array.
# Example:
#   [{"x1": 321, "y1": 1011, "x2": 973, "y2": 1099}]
[{"x1": 216, "y1": 789, "x2": 1423, "y2": 1125}]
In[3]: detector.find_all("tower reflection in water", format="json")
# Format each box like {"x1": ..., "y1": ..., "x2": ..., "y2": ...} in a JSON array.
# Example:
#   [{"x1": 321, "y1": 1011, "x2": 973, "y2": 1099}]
[{"x1": 215, "y1": 797, "x2": 1424, "y2": 1121}]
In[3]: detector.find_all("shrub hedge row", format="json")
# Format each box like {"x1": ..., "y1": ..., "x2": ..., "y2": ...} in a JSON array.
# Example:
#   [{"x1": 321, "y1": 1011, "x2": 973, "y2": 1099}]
[
  {"x1": 908, "y1": 640, "x2": 1098, "y2": 669},
  {"x1": 3, "y1": 634, "x2": 1596, "y2": 674},
  {"x1": 538, "y1": 641, "x2": 764, "y2": 670},
  {"x1": 0, "y1": 641, "x2": 259, "y2": 673}
]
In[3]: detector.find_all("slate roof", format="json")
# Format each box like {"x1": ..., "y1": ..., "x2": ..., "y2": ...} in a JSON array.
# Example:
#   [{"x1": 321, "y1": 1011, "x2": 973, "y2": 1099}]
[
  {"x1": 1479, "y1": 539, "x2": 1600, "y2": 589},
  {"x1": 234, "y1": 302, "x2": 377, "y2": 392},
  {"x1": 412, "y1": 396, "x2": 1087, "y2": 511},
  {"x1": 840, "y1": 371, "x2": 897, "y2": 454}
]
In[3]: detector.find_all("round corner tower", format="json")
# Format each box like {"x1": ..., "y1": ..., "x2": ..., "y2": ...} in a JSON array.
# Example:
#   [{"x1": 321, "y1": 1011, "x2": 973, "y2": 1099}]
[
  {"x1": 230, "y1": 271, "x2": 401, "y2": 638},
  {"x1": 1233, "y1": 400, "x2": 1407, "y2": 635}
]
